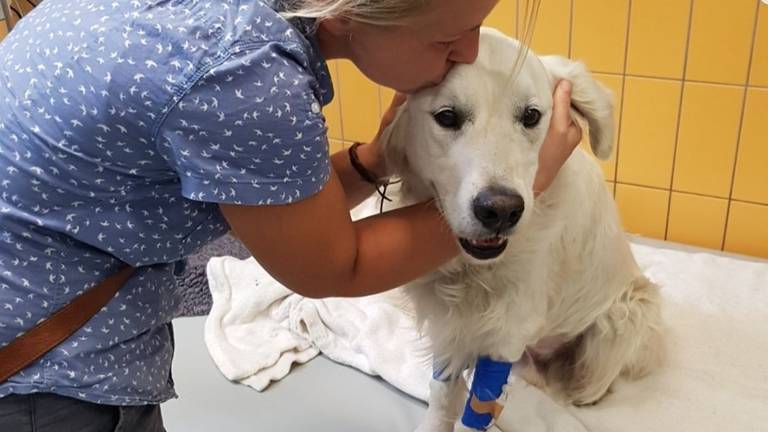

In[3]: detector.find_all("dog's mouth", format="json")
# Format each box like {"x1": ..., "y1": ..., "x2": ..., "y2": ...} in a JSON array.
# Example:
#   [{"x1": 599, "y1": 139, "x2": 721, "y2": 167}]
[
  {"x1": 459, "y1": 236, "x2": 509, "y2": 260},
  {"x1": 429, "y1": 182, "x2": 510, "y2": 261}
]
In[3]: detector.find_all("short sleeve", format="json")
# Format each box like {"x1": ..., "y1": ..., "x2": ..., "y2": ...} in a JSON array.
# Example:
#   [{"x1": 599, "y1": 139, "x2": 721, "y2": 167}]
[{"x1": 156, "y1": 42, "x2": 332, "y2": 205}]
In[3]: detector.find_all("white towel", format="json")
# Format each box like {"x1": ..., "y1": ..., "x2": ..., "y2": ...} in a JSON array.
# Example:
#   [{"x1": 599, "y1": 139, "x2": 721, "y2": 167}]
[
  {"x1": 204, "y1": 254, "x2": 433, "y2": 399},
  {"x1": 204, "y1": 240, "x2": 768, "y2": 431}
]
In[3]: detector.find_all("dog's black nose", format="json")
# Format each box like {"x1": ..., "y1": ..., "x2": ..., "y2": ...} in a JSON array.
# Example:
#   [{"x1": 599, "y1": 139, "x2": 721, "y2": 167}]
[{"x1": 472, "y1": 186, "x2": 525, "y2": 231}]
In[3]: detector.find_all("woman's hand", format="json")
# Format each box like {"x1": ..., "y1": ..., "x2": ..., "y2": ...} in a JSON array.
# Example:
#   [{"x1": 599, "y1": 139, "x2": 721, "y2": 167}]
[
  {"x1": 354, "y1": 92, "x2": 408, "y2": 179},
  {"x1": 534, "y1": 80, "x2": 583, "y2": 197}
]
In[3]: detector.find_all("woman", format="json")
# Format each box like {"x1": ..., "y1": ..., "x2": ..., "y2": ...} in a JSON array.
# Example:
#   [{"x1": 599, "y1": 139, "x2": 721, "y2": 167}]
[{"x1": 0, "y1": 0, "x2": 581, "y2": 429}]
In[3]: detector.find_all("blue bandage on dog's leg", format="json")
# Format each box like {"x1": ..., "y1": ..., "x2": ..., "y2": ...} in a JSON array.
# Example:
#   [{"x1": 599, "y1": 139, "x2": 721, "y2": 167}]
[{"x1": 461, "y1": 357, "x2": 513, "y2": 431}]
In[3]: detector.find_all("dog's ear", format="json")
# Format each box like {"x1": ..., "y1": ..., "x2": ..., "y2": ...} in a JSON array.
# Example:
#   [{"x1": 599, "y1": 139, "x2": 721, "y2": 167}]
[
  {"x1": 379, "y1": 101, "x2": 412, "y2": 178},
  {"x1": 378, "y1": 100, "x2": 436, "y2": 204},
  {"x1": 540, "y1": 55, "x2": 615, "y2": 160}
]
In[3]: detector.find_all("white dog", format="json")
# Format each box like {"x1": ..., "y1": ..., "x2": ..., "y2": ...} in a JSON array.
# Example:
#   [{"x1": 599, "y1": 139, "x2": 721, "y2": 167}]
[{"x1": 378, "y1": 28, "x2": 664, "y2": 431}]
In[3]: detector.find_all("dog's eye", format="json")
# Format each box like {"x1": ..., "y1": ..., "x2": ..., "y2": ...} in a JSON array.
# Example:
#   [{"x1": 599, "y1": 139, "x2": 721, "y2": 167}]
[
  {"x1": 521, "y1": 107, "x2": 542, "y2": 128},
  {"x1": 433, "y1": 108, "x2": 461, "y2": 130}
]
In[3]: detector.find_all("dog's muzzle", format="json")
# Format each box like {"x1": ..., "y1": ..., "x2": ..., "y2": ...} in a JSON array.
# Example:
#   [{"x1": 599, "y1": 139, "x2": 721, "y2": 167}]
[
  {"x1": 459, "y1": 186, "x2": 524, "y2": 260},
  {"x1": 472, "y1": 185, "x2": 524, "y2": 232}
]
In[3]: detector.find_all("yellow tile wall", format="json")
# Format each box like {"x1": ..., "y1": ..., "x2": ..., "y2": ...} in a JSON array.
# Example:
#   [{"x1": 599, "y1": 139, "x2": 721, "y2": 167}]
[
  {"x1": 626, "y1": 0, "x2": 691, "y2": 80},
  {"x1": 329, "y1": 139, "x2": 345, "y2": 155},
  {"x1": 750, "y1": 2, "x2": 768, "y2": 87},
  {"x1": 484, "y1": 0, "x2": 518, "y2": 38},
  {"x1": 672, "y1": 83, "x2": 743, "y2": 198},
  {"x1": 752, "y1": 4, "x2": 768, "y2": 87},
  {"x1": 667, "y1": 192, "x2": 729, "y2": 250},
  {"x1": 724, "y1": 201, "x2": 768, "y2": 258},
  {"x1": 324, "y1": 0, "x2": 768, "y2": 259},
  {"x1": 336, "y1": 59, "x2": 381, "y2": 144},
  {"x1": 323, "y1": 61, "x2": 344, "y2": 142},
  {"x1": 528, "y1": 0, "x2": 570, "y2": 56},
  {"x1": 732, "y1": 88, "x2": 768, "y2": 204},
  {"x1": 617, "y1": 77, "x2": 681, "y2": 189},
  {"x1": 686, "y1": 0, "x2": 757, "y2": 86},
  {"x1": 571, "y1": 0, "x2": 630, "y2": 74},
  {"x1": 615, "y1": 184, "x2": 669, "y2": 240}
]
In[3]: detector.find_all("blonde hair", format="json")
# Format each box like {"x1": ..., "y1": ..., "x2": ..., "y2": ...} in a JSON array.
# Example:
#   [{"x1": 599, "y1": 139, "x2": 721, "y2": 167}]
[{"x1": 279, "y1": 0, "x2": 432, "y2": 27}]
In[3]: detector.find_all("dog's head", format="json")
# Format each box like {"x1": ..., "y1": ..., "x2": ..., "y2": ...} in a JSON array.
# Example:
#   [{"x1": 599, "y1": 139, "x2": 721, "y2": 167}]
[{"x1": 382, "y1": 28, "x2": 614, "y2": 264}]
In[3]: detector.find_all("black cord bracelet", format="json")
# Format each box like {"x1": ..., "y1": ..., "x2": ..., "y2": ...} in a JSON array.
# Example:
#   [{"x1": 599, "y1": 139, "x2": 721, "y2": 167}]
[
  {"x1": 348, "y1": 142, "x2": 396, "y2": 213},
  {"x1": 348, "y1": 142, "x2": 384, "y2": 185}
]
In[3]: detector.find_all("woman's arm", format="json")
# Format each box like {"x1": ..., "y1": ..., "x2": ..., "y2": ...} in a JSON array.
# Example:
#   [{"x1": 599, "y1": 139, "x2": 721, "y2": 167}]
[{"x1": 219, "y1": 168, "x2": 458, "y2": 299}]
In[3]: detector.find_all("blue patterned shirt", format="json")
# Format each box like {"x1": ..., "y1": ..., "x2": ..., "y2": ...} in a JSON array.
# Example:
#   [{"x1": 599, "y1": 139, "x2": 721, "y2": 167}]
[{"x1": 0, "y1": 0, "x2": 333, "y2": 405}]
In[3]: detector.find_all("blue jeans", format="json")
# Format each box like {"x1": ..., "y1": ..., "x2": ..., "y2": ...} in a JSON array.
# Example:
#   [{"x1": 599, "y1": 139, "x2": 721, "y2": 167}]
[{"x1": 0, "y1": 393, "x2": 165, "y2": 431}]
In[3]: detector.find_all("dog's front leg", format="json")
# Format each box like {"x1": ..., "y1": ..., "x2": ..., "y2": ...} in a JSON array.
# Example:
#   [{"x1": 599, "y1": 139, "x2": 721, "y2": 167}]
[
  {"x1": 416, "y1": 376, "x2": 468, "y2": 432},
  {"x1": 452, "y1": 357, "x2": 514, "y2": 431}
]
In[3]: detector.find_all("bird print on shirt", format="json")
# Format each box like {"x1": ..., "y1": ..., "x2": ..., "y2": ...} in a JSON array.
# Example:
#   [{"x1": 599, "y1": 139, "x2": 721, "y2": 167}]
[{"x1": 0, "y1": 0, "x2": 333, "y2": 405}]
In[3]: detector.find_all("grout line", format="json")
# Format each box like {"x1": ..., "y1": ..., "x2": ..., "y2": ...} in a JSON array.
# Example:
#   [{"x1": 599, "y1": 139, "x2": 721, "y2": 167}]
[
  {"x1": 729, "y1": 198, "x2": 768, "y2": 209},
  {"x1": 376, "y1": 85, "x2": 383, "y2": 120},
  {"x1": 331, "y1": 61, "x2": 345, "y2": 145},
  {"x1": 721, "y1": 1, "x2": 762, "y2": 251},
  {"x1": 611, "y1": 0, "x2": 633, "y2": 197},
  {"x1": 664, "y1": 0, "x2": 695, "y2": 242},
  {"x1": 588, "y1": 71, "x2": 768, "y2": 89},
  {"x1": 613, "y1": 180, "x2": 768, "y2": 208}
]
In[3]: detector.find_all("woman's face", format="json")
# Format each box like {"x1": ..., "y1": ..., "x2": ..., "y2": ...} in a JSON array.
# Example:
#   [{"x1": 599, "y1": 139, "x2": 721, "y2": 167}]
[{"x1": 336, "y1": 0, "x2": 500, "y2": 94}]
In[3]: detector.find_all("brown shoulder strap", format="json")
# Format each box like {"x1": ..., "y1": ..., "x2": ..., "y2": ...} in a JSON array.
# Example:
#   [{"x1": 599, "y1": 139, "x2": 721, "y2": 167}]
[{"x1": 0, "y1": 266, "x2": 134, "y2": 383}]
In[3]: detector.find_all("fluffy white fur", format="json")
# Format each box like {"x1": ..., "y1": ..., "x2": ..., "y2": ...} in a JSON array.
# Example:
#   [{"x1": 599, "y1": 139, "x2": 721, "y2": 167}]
[{"x1": 379, "y1": 28, "x2": 665, "y2": 431}]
